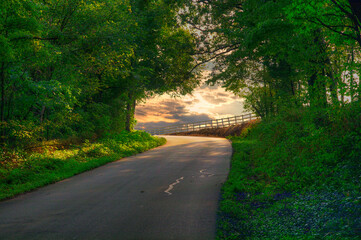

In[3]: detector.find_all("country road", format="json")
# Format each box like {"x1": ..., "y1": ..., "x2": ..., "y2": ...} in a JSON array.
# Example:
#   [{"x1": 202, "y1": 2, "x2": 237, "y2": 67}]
[{"x1": 0, "y1": 136, "x2": 232, "y2": 240}]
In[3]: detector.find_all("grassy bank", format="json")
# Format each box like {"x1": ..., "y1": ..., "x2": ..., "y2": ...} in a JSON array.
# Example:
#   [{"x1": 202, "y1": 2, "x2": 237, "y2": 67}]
[
  {"x1": 0, "y1": 131, "x2": 166, "y2": 201},
  {"x1": 217, "y1": 105, "x2": 361, "y2": 239}
]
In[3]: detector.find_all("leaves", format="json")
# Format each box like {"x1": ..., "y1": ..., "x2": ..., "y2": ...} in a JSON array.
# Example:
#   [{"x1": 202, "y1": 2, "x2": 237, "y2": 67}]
[{"x1": 0, "y1": 0, "x2": 198, "y2": 143}]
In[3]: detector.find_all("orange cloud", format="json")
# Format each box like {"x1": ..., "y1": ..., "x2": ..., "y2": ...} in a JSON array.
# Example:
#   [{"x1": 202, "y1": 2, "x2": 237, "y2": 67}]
[{"x1": 134, "y1": 81, "x2": 246, "y2": 130}]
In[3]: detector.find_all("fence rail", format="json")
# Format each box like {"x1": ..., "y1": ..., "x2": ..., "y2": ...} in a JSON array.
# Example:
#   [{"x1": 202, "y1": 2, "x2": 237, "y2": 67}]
[{"x1": 147, "y1": 113, "x2": 258, "y2": 135}]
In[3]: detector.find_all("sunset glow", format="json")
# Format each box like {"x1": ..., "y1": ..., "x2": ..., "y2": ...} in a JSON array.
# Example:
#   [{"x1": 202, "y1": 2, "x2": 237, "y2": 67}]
[{"x1": 135, "y1": 82, "x2": 246, "y2": 130}]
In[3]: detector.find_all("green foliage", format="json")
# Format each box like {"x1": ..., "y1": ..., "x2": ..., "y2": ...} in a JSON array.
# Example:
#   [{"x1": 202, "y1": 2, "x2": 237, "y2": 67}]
[
  {"x1": 217, "y1": 104, "x2": 361, "y2": 239},
  {"x1": 182, "y1": 0, "x2": 361, "y2": 117},
  {"x1": 0, "y1": 131, "x2": 165, "y2": 200},
  {"x1": 0, "y1": 0, "x2": 198, "y2": 144}
]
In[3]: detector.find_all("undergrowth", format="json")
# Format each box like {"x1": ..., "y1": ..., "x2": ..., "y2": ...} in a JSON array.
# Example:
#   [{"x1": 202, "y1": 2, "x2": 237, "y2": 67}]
[
  {"x1": 0, "y1": 131, "x2": 166, "y2": 201},
  {"x1": 217, "y1": 104, "x2": 361, "y2": 239}
]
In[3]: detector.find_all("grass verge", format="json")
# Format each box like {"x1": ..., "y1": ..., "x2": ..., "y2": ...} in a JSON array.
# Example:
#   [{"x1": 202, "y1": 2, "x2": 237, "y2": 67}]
[
  {"x1": 0, "y1": 131, "x2": 166, "y2": 201},
  {"x1": 217, "y1": 106, "x2": 361, "y2": 239}
]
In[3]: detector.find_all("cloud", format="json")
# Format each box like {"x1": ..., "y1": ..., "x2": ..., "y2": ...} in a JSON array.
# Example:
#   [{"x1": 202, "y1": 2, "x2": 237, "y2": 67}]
[
  {"x1": 134, "y1": 78, "x2": 247, "y2": 131},
  {"x1": 135, "y1": 98, "x2": 213, "y2": 130},
  {"x1": 201, "y1": 91, "x2": 237, "y2": 105},
  {"x1": 217, "y1": 92, "x2": 230, "y2": 97},
  {"x1": 135, "y1": 113, "x2": 213, "y2": 131},
  {"x1": 211, "y1": 101, "x2": 245, "y2": 116},
  {"x1": 195, "y1": 83, "x2": 239, "y2": 106},
  {"x1": 199, "y1": 83, "x2": 220, "y2": 90}
]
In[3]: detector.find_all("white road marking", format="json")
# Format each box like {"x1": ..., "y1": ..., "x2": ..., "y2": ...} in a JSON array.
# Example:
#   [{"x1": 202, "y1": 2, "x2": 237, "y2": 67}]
[
  {"x1": 199, "y1": 169, "x2": 214, "y2": 177},
  {"x1": 164, "y1": 177, "x2": 184, "y2": 195}
]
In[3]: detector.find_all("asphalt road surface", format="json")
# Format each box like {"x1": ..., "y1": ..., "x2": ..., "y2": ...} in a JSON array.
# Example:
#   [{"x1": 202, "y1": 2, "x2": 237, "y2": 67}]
[{"x1": 0, "y1": 136, "x2": 232, "y2": 240}]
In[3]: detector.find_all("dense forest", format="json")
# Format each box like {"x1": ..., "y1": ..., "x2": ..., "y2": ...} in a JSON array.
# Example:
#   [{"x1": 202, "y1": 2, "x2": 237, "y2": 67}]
[
  {"x1": 2, "y1": 0, "x2": 361, "y2": 145},
  {"x1": 0, "y1": 0, "x2": 198, "y2": 147},
  {"x1": 182, "y1": 0, "x2": 361, "y2": 117}
]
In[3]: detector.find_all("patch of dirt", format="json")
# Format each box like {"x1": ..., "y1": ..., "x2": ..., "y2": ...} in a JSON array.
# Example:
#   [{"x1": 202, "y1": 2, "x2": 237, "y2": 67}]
[{"x1": 169, "y1": 119, "x2": 260, "y2": 137}]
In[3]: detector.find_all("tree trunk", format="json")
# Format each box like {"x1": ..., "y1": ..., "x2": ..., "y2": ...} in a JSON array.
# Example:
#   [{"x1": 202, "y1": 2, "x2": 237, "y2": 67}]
[
  {"x1": 125, "y1": 92, "x2": 136, "y2": 132},
  {"x1": 308, "y1": 30, "x2": 328, "y2": 108},
  {"x1": 325, "y1": 59, "x2": 339, "y2": 106},
  {"x1": 308, "y1": 72, "x2": 327, "y2": 108},
  {"x1": 319, "y1": 69, "x2": 328, "y2": 107},
  {"x1": 347, "y1": 1, "x2": 361, "y2": 47},
  {"x1": 125, "y1": 104, "x2": 132, "y2": 132},
  {"x1": 340, "y1": 76, "x2": 345, "y2": 106},
  {"x1": 0, "y1": 63, "x2": 5, "y2": 123},
  {"x1": 348, "y1": 0, "x2": 361, "y2": 24},
  {"x1": 40, "y1": 106, "x2": 46, "y2": 123},
  {"x1": 0, "y1": 63, "x2": 5, "y2": 143},
  {"x1": 251, "y1": 103, "x2": 263, "y2": 119},
  {"x1": 349, "y1": 46, "x2": 355, "y2": 102},
  {"x1": 308, "y1": 73, "x2": 317, "y2": 107},
  {"x1": 7, "y1": 89, "x2": 13, "y2": 120},
  {"x1": 328, "y1": 74, "x2": 339, "y2": 106}
]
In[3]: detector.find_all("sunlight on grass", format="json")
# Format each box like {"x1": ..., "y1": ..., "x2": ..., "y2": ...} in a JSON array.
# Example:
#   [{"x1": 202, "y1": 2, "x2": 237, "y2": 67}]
[{"x1": 0, "y1": 131, "x2": 166, "y2": 201}]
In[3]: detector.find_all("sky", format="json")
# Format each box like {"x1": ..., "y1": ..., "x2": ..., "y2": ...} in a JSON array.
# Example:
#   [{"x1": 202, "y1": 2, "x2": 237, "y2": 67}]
[{"x1": 134, "y1": 68, "x2": 247, "y2": 131}]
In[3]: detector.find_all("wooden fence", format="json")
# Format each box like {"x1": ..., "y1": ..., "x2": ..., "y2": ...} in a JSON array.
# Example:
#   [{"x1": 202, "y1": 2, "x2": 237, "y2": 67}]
[{"x1": 147, "y1": 113, "x2": 258, "y2": 135}]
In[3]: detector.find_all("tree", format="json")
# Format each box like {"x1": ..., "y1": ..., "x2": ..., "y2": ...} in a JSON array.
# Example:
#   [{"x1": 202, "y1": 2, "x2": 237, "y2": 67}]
[
  {"x1": 181, "y1": 0, "x2": 360, "y2": 116},
  {"x1": 286, "y1": 0, "x2": 361, "y2": 102},
  {"x1": 121, "y1": 0, "x2": 198, "y2": 131},
  {"x1": 0, "y1": 0, "x2": 198, "y2": 145},
  {"x1": 0, "y1": 0, "x2": 43, "y2": 140}
]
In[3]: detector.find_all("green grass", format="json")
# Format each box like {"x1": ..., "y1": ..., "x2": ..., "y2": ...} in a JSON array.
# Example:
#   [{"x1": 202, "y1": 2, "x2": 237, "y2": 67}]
[
  {"x1": 217, "y1": 106, "x2": 361, "y2": 239},
  {"x1": 0, "y1": 131, "x2": 166, "y2": 201}
]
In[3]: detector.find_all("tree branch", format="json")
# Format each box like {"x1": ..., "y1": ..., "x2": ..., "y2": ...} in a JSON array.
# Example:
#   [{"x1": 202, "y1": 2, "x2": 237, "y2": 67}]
[
  {"x1": 189, "y1": 45, "x2": 239, "y2": 73},
  {"x1": 330, "y1": 0, "x2": 352, "y2": 18},
  {"x1": 11, "y1": 36, "x2": 59, "y2": 41},
  {"x1": 184, "y1": 19, "x2": 216, "y2": 33},
  {"x1": 192, "y1": 42, "x2": 241, "y2": 56},
  {"x1": 308, "y1": 16, "x2": 358, "y2": 41},
  {"x1": 330, "y1": 0, "x2": 360, "y2": 29}
]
